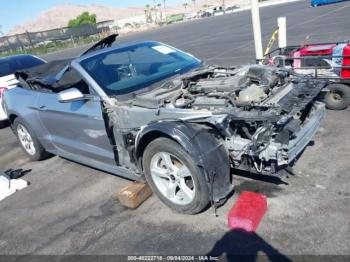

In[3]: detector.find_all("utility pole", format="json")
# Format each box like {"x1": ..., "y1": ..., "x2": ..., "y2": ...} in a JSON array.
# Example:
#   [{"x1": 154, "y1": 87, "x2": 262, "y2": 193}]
[{"x1": 251, "y1": 0, "x2": 263, "y2": 62}]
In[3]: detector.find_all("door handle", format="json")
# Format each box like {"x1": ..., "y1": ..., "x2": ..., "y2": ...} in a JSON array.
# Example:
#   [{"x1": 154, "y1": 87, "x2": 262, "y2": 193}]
[{"x1": 38, "y1": 105, "x2": 47, "y2": 111}]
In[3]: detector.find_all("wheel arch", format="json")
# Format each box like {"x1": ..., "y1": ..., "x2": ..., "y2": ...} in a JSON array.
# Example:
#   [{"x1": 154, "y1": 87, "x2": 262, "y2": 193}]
[
  {"x1": 135, "y1": 121, "x2": 233, "y2": 203},
  {"x1": 135, "y1": 130, "x2": 175, "y2": 165},
  {"x1": 326, "y1": 82, "x2": 350, "y2": 88},
  {"x1": 8, "y1": 113, "x2": 18, "y2": 124}
]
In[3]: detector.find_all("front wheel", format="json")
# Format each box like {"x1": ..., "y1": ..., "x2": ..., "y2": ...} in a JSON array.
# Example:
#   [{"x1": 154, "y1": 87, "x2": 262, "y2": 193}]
[
  {"x1": 324, "y1": 84, "x2": 350, "y2": 110},
  {"x1": 142, "y1": 137, "x2": 210, "y2": 214}
]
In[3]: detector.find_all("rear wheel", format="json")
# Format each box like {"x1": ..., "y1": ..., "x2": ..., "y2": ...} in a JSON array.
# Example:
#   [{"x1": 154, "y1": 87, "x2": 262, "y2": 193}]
[
  {"x1": 325, "y1": 84, "x2": 350, "y2": 110},
  {"x1": 13, "y1": 118, "x2": 50, "y2": 161},
  {"x1": 0, "y1": 120, "x2": 9, "y2": 129},
  {"x1": 143, "y1": 137, "x2": 210, "y2": 214}
]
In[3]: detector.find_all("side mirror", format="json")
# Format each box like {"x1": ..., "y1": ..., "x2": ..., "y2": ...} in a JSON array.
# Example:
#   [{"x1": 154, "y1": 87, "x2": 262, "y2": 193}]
[{"x1": 58, "y1": 88, "x2": 85, "y2": 103}]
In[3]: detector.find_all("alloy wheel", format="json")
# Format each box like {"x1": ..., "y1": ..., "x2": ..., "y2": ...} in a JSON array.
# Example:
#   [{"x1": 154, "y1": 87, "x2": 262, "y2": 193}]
[
  {"x1": 17, "y1": 124, "x2": 36, "y2": 155},
  {"x1": 150, "y1": 152, "x2": 195, "y2": 205}
]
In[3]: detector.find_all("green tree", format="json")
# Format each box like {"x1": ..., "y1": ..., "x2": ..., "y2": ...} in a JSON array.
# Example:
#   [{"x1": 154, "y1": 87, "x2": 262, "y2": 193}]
[
  {"x1": 68, "y1": 12, "x2": 97, "y2": 28},
  {"x1": 183, "y1": 2, "x2": 189, "y2": 10}
]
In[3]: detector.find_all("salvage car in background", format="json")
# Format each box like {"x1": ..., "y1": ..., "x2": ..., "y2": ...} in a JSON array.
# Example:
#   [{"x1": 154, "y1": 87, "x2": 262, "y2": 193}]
[
  {"x1": 264, "y1": 41, "x2": 350, "y2": 110},
  {"x1": 3, "y1": 35, "x2": 326, "y2": 214},
  {"x1": 0, "y1": 55, "x2": 46, "y2": 127}
]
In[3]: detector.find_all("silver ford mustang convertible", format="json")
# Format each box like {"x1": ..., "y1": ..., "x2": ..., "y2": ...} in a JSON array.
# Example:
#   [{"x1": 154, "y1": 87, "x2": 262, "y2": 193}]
[{"x1": 3, "y1": 35, "x2": 326, "y2": 214}]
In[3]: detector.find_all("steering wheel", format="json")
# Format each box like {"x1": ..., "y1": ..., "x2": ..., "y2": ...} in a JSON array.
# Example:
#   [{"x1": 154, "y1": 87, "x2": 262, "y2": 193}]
[{"x1": 116, "y1": 64, "x2": 137, "y2": 80}]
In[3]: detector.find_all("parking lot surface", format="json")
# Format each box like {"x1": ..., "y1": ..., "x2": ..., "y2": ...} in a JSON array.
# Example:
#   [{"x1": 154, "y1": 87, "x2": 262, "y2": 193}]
[{"x1": 1, "y1": 0, "x2": 350, "y2": 257}]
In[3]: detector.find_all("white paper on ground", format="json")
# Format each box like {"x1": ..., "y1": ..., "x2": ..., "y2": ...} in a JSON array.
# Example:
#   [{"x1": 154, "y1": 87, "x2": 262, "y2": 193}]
[{"x1": 0, "y1": 174, "x2": 28, "y2": 202}]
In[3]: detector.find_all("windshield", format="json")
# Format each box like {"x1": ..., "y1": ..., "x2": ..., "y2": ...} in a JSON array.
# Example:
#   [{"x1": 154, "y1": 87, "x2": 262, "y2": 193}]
[
  {"x1": 0, "y1": 56, "x2": 45, "y2": 77},
  {"x1": 80, "y1": 42, "x2": 201, "y2": 95}
]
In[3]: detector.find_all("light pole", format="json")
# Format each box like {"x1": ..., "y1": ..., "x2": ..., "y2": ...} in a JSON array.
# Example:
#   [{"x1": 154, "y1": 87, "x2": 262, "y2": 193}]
[
  {"x1": 251, "y1": 0, "x2": 263, "y2": 62},
  {"x1": 278, "y1": 17, "x2": 287, "y2": 48}
]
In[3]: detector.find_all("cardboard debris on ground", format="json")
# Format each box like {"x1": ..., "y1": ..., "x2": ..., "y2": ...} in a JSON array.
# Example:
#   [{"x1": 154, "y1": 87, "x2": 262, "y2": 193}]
[{"x1": 117, "y1": 181, "x2": 152, "y2": 209}]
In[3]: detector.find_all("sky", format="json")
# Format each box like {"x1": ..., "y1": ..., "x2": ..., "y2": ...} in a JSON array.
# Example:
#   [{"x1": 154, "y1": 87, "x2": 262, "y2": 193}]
[{"x1": 0, "y1": 0, "x2": 183, "y2": 34}]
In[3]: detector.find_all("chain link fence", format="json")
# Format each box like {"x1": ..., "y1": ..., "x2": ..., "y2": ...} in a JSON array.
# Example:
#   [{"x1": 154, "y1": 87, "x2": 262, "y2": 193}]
[{"x1": 0, "y1": 23, "x2": 111, "y2": 55}]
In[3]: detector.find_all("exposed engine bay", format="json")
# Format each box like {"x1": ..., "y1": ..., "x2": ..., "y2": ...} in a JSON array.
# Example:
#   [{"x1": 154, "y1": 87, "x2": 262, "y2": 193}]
[{"x1": 112, "y1": 64, "x2": 326, "y2": 175}]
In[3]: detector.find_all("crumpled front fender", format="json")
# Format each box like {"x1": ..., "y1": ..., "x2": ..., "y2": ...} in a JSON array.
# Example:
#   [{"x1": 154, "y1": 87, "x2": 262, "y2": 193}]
[{"x1": 135, "y1": 121, "x2": 233, "y2": 202}]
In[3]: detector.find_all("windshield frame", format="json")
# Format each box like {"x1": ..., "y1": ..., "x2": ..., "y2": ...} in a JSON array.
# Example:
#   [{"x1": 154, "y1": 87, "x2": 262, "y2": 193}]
[{"x1": 77, "y1": 41, "x2": 202, "y2": 97}]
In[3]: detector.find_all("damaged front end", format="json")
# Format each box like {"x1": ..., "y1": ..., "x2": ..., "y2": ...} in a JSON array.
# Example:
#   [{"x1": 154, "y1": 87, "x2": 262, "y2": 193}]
[
  {"x1": 103, "y1": 64, "x2": 326, "y2": 202},
  {"x1": 172, "y1": 65, "x2": 326, "y2": 175}
]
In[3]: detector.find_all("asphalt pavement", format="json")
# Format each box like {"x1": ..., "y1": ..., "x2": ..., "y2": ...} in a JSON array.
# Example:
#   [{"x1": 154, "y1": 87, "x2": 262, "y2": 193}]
[
  {"x1": 44, "y1": 0, "x2": 350, "y2": 65},
  {"x1": 1, "y1": 0, "x2": 350, "y2": 258}
]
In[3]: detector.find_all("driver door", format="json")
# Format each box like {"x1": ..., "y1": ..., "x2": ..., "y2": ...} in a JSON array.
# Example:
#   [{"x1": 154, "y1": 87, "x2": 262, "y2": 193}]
[{"x1": 36, "y1": 68, "x2": 115, "y2": 165}]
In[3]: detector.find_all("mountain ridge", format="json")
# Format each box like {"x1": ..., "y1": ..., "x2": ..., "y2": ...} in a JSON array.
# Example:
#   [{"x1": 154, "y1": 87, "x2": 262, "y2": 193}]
[{"x1": 8, "y1": 0, "x2": 247, "y2": 35}]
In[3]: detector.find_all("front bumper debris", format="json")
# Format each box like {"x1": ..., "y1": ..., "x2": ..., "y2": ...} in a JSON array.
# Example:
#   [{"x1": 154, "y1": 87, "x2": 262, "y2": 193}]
[{"x1": 259, "y1": 101, "x2": 326, "y2": 166}]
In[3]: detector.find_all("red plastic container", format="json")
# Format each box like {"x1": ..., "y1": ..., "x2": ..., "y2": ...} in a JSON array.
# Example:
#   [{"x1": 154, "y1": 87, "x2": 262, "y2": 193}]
[
  {"x1": 227, "y1": 191, "x2": 267, "y2": 232},
  {"x1": 341, "y1": 44, "x2": 350, "y2": 79}
]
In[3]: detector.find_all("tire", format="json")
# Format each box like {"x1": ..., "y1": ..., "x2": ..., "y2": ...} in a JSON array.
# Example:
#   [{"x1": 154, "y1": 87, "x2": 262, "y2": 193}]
[
  {"x1": 324, "y1": 84, "x2": 350, "y2": 110},
  {"x1": 143, "y1": 137, "x2": 210, "y2": 214},
  {"x1": 13, "y1": 117, "x2": 49, "y2": 161}
]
